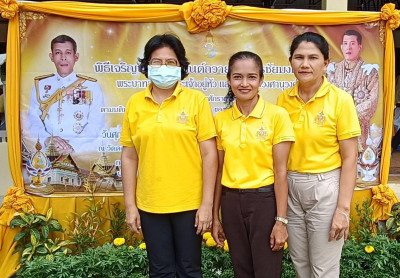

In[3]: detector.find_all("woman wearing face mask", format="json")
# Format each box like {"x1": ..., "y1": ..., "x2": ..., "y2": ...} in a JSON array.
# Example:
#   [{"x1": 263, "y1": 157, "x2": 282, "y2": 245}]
[
  {"x1": 277, "y1": 32, "x2": 360, "y2": 278},
  {"x1": 120, "y1": 33, "x2": 217, "y2": 278},
  {"x1": 212, "y1": 51, "x2": 294, "y2": 278}
]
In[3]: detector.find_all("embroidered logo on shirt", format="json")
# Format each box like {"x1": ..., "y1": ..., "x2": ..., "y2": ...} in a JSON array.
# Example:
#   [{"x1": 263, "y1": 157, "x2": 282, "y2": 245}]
[
  {"x1": 177, "y1": 110, "x2": 189, "y2": 124},
  {"x1": 256, "y1": 125, "x2": 268, "y2": 141},
  {"x1": 314, "y1": 110, "x2": 325, "y2": 126}
]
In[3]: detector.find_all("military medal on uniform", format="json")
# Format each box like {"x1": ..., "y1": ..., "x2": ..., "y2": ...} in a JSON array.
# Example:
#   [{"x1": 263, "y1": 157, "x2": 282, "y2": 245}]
[
  {"x1": 73, "y1": 83, "x2": 91, "y2": 105},
  {"x1": 43, "y1": 85, "x2": 51, "y2": 98}
]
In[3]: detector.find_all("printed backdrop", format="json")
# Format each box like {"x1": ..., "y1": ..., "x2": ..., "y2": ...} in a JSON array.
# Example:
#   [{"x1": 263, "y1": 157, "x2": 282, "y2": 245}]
[{"x1": 19, "y1": 13, "x2": 384, "y2": 194}]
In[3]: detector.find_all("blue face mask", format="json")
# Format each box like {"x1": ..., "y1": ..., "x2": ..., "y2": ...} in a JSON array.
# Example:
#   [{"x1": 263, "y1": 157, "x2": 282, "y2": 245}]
[{"x1": 148, "y1": 65, "x2": 181, "y2": 89}]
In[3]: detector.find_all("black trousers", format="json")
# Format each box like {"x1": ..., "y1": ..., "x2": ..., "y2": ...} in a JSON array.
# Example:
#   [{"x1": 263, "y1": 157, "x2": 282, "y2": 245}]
[
  {"x1": 139, "y1": 209, "x2": 202, "y2": 278},
  {"x1": 221, "y1": 189, "x2": 283, "y2": 278}
]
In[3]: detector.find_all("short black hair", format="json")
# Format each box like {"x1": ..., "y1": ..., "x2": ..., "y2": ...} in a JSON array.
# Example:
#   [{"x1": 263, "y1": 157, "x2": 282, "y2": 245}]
[
  {"x1": 138, "y1": 33, "x2": 190, "y2": 79},
  {"x1": 343, "y1": 30, "x2": 362, "y2": 44},
  {"x1": 51, "y1": 35, "x2": 77, "y2": 53},
  {"x1": 289, "y1": 32, "x2": 329, "y2": 61},
  {"x1": 225, "y1": 51, "x2": 264, "y2": 107}
]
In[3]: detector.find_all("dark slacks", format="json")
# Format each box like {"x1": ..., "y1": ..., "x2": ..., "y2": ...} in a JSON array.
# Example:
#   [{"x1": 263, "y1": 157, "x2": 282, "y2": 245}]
[
  {"x1": 139, "y1": 209, "x2": 202, "y2": 278},
  {"x1": 221, "y1": 188, "x2": 283, "y2": 278}
]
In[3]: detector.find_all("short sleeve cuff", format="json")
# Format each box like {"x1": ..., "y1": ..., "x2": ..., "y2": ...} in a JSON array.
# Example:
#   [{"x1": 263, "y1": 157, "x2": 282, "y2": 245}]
[
  {"x1": 338, "y1": 130, "x2": 361, "y2": 141},
  {"x1": 198, "y1": 131, "x2": 217, "y2": 142},
  {"x1": 119, "y1": 140, "x2": 135, "y2": 147},
  {"x1": 273, "y1": 135, "x2": 295, "y2": 145}
]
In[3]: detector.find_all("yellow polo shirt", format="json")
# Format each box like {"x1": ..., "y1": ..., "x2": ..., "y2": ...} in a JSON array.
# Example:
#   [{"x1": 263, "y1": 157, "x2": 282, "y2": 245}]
[
  {"x1": 277, "y1": 77, "x2": 361, "y2": 173},
  {"x1": 215, "y1": 95, "x2": 295, "y2": 189},
  {"x1": 120, "y1": 83, "x2": 216, "y2": 213}
]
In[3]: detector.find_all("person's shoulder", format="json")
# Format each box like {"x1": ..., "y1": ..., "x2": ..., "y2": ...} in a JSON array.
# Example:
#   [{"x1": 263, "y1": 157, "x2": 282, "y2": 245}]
[
  {"x1": 265, "y1": 101, "x2": 290, "y2": 118},
  {"x1": 266, "y1": 101, "x2": 287, "y2": 113},
  {"x1": 359, "y1": 60, "x2": 380, "y2": 76},
  {"x1": 181, "y1": 86, "x2": 207, "y2": 99},
  {"x1": 77, "y1": 74, "x2": 97, "y2": 82},
  {"x1": 34, "y1": 73, "x2": 55, "y2": 81},
  {"x1": 214, "y1": 106, "x2": 231, "y2": 120},
  {"x1": 128, "y1": 90, "x2": 146, "y2": 102},
  {"x1": 278, "y1": 86, "x2": 295, "y2": 100}
]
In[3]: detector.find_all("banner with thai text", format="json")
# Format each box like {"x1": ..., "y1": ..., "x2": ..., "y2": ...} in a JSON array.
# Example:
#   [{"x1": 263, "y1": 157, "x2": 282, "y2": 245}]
[{"x1": 19, "y1": 13, "x2": 384, "y2": 195}]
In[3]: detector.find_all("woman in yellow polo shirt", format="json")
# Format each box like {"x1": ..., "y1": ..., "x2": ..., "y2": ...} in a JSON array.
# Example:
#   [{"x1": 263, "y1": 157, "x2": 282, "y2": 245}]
[
  {"x1": 277, "y1": 32, "x2": 361, "y2": 278},
  {"x1": 120, "y1": 34, "x2": 217, "y2": 278},
  {"x1": 212, "y1": 51, "x2": 295, "y2": 278}
]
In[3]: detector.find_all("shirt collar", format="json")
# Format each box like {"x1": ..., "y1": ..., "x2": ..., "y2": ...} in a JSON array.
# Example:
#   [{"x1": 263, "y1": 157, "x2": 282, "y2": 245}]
[
  {"x1": 144, "y1": 82, "x2": 183, "y2": 101},
  {"x1": 288, "y1": 76, "x2": 330, "y2": 101},
  {"x1": 56, "y1": 72, "x2": 77, "y2": 85},
  {"x1": 232, "y1": 95, "x2": 265, "y2": 120}
]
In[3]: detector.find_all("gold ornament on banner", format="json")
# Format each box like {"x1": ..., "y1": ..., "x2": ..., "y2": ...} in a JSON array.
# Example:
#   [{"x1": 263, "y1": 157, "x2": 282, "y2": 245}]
[
  {"x1": 0, "y1": 0, "x2": 18, "y2": 19},
  {"x1": 180, "y1": 0, "x2": 231, "y2": 33},
  {"x1": 381, "y1": 3, "x2": 400, "y2": 30},
  {"x1": 19, "y1": 12, "x2": 47, "y2": 39}
]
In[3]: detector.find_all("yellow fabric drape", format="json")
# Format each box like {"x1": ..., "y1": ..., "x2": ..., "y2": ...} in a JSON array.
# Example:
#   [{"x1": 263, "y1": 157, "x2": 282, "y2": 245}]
[
  {"x1": 0, "y1": 1, "x2": 398, "y2": 276},
  {"x1": 371, "y1": 184, "x2": 400, "y2": 220}
]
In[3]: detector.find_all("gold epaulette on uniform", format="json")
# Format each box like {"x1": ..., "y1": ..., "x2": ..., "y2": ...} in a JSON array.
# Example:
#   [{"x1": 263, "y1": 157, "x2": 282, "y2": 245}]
[
  {"x1": 76, "y1": 74, "x2": 97, "y2": 82},
  {"x1": 34, "y1": 73, "x2": 55, "y2": 80}
]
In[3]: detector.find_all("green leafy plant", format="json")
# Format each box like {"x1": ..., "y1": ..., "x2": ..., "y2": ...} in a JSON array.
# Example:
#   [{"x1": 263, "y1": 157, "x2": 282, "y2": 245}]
[
  {"x1": 109, "y1": 202, "x2": 127, "y2": 240},
  {"x1": 17, "y1": 242, "x2": 149, "y2": 278},
  {"x1": 385, "y1": 202, "x2": 400, "y2": 239},
  {"x1": 10, "y1": 207, "x2": 73, "y2": 264},
  {"x1": 201, "y1": 244, "x2": 233, "y2": 278},
  {"x1": 108, "y1": 202, "x2": 143, "y2": 247},
  {"x1": 350, "y1": 199, "x2": 379, "y2": 242},
  {"x1": 281, "y1": 248, "x2": 296, "y2": 278},
  {"x1": 340, "y1": 234, "x2": 400, "y2": 278},
  {"x1": 67, "y1": 181, "x2": 106, "y2": 254}
]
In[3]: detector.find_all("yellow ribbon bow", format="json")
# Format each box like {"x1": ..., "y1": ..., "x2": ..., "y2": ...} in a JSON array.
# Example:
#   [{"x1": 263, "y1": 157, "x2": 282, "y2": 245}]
[
  {"x1": 370, "y1": 184, "x2": 400, "y2": 221},
  {"x1": 0, "y1": 186, "x2": 35, "y2": 225},
  {"x1": 381, "y1": 3, "x2": 400, "y2": 30},
  {"x1": 180, "y1": 0, "x2": 232, "y2": 34},
  {"x1": 0, "y1": 0, "x2": 18, "y2": 19}
]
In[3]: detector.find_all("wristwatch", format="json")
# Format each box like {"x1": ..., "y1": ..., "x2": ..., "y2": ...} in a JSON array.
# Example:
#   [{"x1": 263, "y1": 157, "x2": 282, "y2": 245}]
[{"x1": 275, "y1": 216, "x2": 288, "y2": 225}]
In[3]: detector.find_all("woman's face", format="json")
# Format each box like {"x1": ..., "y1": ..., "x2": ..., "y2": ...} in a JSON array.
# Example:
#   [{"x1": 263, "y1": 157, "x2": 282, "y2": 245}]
[
  {"x1": 228, "y1": 58, "x2": 263, "y2": 103},
  {"x1": 290, "y1": 41, "x2": 328, "y2": 86}
]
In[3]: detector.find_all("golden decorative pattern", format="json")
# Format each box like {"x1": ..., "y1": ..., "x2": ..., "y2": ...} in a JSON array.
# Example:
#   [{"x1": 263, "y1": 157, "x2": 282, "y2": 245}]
[
  {"x1": 19, "y1": 12, "x2": 46, "y2": 40},
  {"x1": 379, "y1": 20, "x2": 385, "y2": 45},
  {"x1": 0, "y1": 0, "x2": 18, "y2": 19},
  {"x1": 380, "y1": 3, "x2": 400, "y2": 30}
]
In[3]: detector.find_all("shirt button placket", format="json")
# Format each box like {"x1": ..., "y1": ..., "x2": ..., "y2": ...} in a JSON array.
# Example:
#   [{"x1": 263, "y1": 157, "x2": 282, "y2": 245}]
[{"x1": 240, "y1": 121, "x2": 246, "y2": 148}]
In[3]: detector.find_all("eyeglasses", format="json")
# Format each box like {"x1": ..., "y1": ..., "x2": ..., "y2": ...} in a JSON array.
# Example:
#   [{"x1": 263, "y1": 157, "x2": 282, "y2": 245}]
[{"x1": 149, "y1": 58, "x2": 179, "y2": 68}]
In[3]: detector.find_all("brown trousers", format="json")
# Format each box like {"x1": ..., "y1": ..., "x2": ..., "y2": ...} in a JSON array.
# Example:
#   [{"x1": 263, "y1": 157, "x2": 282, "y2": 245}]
[{"x1": 221, "y1": 188, "x2": 283, "y2": 278}]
